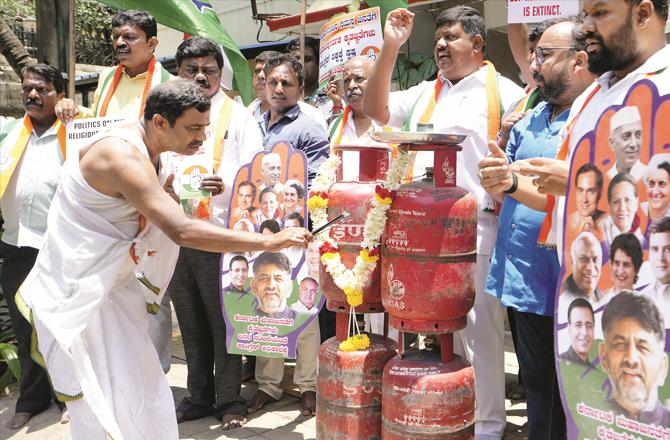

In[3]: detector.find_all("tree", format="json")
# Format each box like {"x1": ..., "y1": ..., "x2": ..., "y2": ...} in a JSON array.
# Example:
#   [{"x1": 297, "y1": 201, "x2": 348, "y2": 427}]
[{"x1": 0, "y1": 15, "x2": 35, "y2": 77}]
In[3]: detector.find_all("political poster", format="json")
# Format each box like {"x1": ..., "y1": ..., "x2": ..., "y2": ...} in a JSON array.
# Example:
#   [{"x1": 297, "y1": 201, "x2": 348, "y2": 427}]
[
  {"x1": 507, "y1": 0, "x2": 579, "y2": 24},
  {"x1": 557, "y1": 80, "x2": 670, "y2": 437},
  {"x1": 221, "y1": 141, "x2": 324, "y2": 359},
  {"x1": 162, "y1": 143, "x2": 214, "y2": 219},
  {"x1": 318, "y1": 6, "x2": 383, "y2": 90},
  {"x1": 65, "y1": 117, "x2": 125, "y2": 157}
]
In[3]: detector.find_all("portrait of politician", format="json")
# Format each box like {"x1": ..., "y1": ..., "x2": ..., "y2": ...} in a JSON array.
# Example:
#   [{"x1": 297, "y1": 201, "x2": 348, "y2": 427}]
[
  {"x1": 251, "y1": 251, "x2": 296, "y2": 320},
  {"x1": 604, "y1": 233, "x2": 643, "y2": 299},
  {"x1": 253, "y1": 188, "x2": 280, "y2": 224},
  {"x1": 290, "y1": 277, "x2": 319, "y2": 317},
  {"x1": 569, "y1": 163, "x2": 605, "y2": 233},
  {"x1": 599, "y1": 291, "x2": 669, "y2": 425},
  {"x1": 607, "y1": 106, "x2": 647, "y2": 181},
  {"x1": 643, "y1": 154, "x2": 670, "y2": 224},
  {"x1": 230, "y1": 180, "x2": 259, "y2": 226},
  {"x1": 561, "y1": 231, "x2": 604, "y2": 307},
  {"x1": 560, "y1": 298, "x2": 595, "y2": 366},
  {"x1": 225, "y1": 255, "x2": 249, "y2": 294},
  {"x1": 642, "y1": 216, "x2": 670, "y2": 313},
  {"x1": 595, "y1": 173, "x2": 643, "y2": 248},
  {"x1": 259, "y1": 153, "x2": 283, "y2": 194}
]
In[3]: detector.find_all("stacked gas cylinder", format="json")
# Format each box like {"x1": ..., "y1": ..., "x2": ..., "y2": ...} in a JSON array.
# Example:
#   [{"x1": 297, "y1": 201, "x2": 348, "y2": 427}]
[{"x1": 316, "y1": 139, "x2": 477, "y2": 439}]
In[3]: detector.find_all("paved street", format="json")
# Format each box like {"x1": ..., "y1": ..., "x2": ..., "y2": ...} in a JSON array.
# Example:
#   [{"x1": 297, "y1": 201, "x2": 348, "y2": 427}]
[{"x1": 0, "y1": 328, "x2": 529, "y2": 439}]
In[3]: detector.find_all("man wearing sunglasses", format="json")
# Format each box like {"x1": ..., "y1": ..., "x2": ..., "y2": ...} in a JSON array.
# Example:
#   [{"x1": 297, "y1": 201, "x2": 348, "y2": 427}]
[{"x1": 479, "y1": 18, "x2": 595, "y2": 439}]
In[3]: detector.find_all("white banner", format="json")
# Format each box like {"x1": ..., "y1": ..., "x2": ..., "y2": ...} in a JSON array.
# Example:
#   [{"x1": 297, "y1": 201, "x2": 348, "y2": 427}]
[
  {"x1": 65, "y1": 117, "x2": 125, "y2": 158},
  {"x1": 507, "y1": 0, "x2": 579, "y2": 24},
  {"x1": 318, "y1": 7, "x2": 383, "y2": 89}
]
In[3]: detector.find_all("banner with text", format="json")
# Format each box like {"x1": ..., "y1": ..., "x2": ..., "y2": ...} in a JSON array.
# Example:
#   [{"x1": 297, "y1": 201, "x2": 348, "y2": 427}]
[
  {"x1": 65, "y1": 117, "x2": 125, "y2": 157},
  {"x1": 507, "y1": 0, "x2": 579, "y2": 24},
  {"x1": 318, "y1": 7, "x2": 383, "y2": 90},
  {"x1": 557, "y1": 79, "x2": 670, "y2": 437},
  {"x1": 221, "y1": 141, "x2": 324, "y2": 359}
]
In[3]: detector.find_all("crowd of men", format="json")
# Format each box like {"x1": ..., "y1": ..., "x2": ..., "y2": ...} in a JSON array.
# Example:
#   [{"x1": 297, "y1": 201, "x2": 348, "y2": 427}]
[{"x1": 1, "y1": 0, "x2": 669, "y2": 438}]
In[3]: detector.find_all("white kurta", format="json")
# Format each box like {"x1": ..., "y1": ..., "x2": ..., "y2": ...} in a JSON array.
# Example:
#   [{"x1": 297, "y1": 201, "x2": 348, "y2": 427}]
[
  {"x1": 18, "y1": 128, "x2": 180, "y2": 440},
  {"x1": 386, "y1": 65, "x2": 524, "y2": 256}
]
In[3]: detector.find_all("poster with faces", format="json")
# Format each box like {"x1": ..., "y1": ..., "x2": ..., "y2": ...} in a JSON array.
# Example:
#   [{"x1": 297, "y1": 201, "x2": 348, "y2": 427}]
[
  {"x1": 558, "y1": 80, "x2": 670, "y2": 436},
  {"x1": 219, "y1": 141, "x2": 324, "y2": 359}
]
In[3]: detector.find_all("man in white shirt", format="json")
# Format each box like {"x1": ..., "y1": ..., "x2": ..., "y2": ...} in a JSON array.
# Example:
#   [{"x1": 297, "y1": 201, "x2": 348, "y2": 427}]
[
  {"x1": 291, "y1": 277, "x2": 319, "y2": 316},
  {"x1": 559, "y1": 232, "x2": 605, "y2": 323},
  {"x1": 364, "y1": 7, "x2": 524, "y2": 439},
  {"x1": 165, "y1": 37, "x2": 263, "y2": 430},
  {"x1": 327, "y1": 56, "x2": 387, "y2": 147},
  {"x1": 607, "y1": 106, "x2": 647, "y2": 180},
  {"x1": 0, "y1": 64, "x2": 68, "y2": 430}
]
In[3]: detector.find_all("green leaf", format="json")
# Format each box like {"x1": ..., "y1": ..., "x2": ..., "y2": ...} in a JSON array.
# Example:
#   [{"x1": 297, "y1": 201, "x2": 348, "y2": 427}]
[
  {"x1": 0, "y1": 342, "x2": 21, "y2": 381},
  {"x1": 392, "y1": 52, "x2": 437, "y2": 90},
  {"x1": 0, "y1": 367, "x2": 15, "y2": 390}
]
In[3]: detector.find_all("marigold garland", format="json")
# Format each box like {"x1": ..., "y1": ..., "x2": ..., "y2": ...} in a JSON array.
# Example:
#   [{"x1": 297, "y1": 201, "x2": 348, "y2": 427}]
[{"x1": 308, "y1": 148, "x2": 411, "y2": 351}]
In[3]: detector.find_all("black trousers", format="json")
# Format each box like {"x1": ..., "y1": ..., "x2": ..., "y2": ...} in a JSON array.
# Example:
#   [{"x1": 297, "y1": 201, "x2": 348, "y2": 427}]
[
  {"x1": 0, "y1": 242, "x2": 56, "y2": 414},
  {"x1": 169, "y1": 248, "x2": 246, "y2": 416},
  {"x1": 512, "y1": 309, "x2": 566, "y2": 440},
  {"x1": 507, "y1": 307, "x2": 523, "y2": 385}
]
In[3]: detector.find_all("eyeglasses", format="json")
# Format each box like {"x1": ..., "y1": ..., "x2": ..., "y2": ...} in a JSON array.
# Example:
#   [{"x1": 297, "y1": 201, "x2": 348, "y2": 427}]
[
  {"x1": 181, "y1": 65, "x2": 220, "y2": 77},
  {"x1": 534, "y1": 46, "x2": 576, "y2": 65}
]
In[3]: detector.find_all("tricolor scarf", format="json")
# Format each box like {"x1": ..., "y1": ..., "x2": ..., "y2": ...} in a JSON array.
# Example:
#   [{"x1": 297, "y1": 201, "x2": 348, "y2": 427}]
[
  {"x1": 514, "y1": 87, "x2": 542, "y2": 113},
  {"x1": 401, "y1": 60, "x2": 504, "y2": 181},
  {"x1": 0, "y1": 116, "x2": 66, "y2": 199},
  {"x1": 94, "y1": 57, "x2": 169, "y2": 118}
]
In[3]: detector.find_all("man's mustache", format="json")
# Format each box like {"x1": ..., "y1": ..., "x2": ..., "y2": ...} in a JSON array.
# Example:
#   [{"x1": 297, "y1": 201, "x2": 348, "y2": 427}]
[{"x1": 25, "y1": 99, "x2": 42, "y2": 107}]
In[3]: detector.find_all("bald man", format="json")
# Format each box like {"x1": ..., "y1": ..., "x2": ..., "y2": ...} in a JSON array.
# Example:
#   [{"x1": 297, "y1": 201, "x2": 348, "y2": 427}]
[{"x1": 327, "y1": 57, "x2": 385, "y2": 146}]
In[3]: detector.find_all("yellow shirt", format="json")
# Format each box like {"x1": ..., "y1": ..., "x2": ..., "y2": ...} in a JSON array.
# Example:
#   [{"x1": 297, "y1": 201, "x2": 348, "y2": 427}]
[{"x1": 84, "y1": 64, "x2": 173, "y2": 119}]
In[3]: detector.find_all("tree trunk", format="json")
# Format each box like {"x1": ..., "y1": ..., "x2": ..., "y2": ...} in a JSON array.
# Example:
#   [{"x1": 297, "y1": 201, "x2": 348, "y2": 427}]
[
  {"x1": 35, "y1": 0, "x2": 65, "y2": 68},
  {"x1": 0, "y1": 16, "x2": 36, "y2": 77}
]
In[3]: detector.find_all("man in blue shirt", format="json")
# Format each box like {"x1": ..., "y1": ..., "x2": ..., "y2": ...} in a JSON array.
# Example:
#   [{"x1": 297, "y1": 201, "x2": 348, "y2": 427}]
[
  {"x1": 479, "y1": 19, "x2": 595, "y2": 439},
  {"x1": 259, "y1": 54, "x2": 330, "y2": 182}
]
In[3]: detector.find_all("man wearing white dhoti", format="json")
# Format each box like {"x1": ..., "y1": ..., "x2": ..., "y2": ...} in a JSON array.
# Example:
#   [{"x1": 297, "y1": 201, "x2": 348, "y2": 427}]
[{"x1": 16, "y1": 80, "x2": 311, "y2": 440}]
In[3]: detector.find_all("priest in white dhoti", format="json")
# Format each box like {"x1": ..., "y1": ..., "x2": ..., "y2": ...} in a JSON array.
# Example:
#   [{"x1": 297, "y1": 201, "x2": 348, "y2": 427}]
[{"x1": 16, "y1": 80, "x2": 311, "y2": 440}]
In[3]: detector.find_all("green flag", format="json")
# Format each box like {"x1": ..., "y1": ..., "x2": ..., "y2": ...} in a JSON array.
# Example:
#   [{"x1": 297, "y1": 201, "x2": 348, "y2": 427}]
[
  {"x1": 364, "y1": 0, "x2": 408, "y2": 26},
  {"x1": 96, "y1": 0, "x2": 254, "y2": 104}
]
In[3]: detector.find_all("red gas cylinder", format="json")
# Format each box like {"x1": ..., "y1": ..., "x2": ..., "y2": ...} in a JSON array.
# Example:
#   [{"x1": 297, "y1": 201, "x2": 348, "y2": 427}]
[
  {"x1": 381, "y1": 348, "x2": 475, "y2": 439},
  {"x1": 320, "y1": 145, "x2": 391, "y2": 313},
  {"x1": 316, "y1": 333, "x2": 397, "y2": 440},
  {"x1": 381, "y1": 143, "x2": 477, "y2": 333}
]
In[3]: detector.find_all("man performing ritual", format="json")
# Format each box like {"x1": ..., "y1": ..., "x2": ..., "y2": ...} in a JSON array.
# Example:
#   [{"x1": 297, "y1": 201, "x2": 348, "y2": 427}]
[{"x1": 16, "y1": 80, "x2": 311, "y2": 440}]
